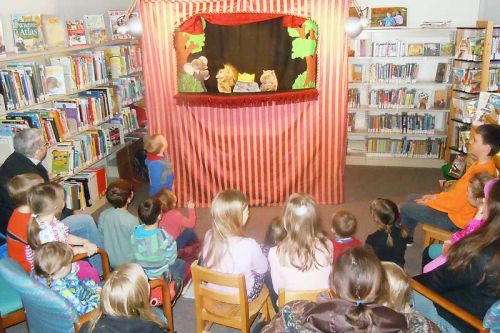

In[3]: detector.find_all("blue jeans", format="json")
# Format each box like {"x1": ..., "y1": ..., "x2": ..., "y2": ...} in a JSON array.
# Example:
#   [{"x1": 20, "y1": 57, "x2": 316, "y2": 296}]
[
  {"x1": 170, "y1": 258, "x2": 186, "y2": 280},
  {"x1": 400, "y1": 195, "x2": 459, "y2": 237},
  {"x1": 412, "y1": 291, "x2": 460, "y2": 333},
  {"x1": 176, "y1": 228, "x2": 198, "y2": 249},
  {"x1": 61, "y1": 214, "x2": 104, "y2": 275}
]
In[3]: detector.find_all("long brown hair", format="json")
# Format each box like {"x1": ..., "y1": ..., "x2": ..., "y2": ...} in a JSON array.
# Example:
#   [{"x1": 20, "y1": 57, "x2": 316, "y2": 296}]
[
  {"x1": 447, "y1": 179, "x2": 500, "y2": 284},
  {"x1": 382, "y1": 261, "x2": 411, "y2": 313},
  {"x1": 277, "y1": 193, "x2": 330, "y2": 271},
  {"x1": 370, "y1": 198, "x2": 408, "y2": 247},
  {"x1": 330, "y1": 247, "x2": 387, "y2": 330},
  {"x1": 27, "y1": 183, "x2": 66, "y2": 250},
  {"x1": 33, "y1": 241, "x2": 73, "y2": 288},
  {"x1": 86, "y1": 263, "x2": 164, "y2": 332},
  {"x1": 203, "y1": 190, "x2": 247, "y2": 268}
]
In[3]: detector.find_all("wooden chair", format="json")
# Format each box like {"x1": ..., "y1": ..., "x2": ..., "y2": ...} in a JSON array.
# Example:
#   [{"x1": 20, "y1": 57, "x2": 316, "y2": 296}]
[
  {"x1": 277, "y1": 288, "x2": 332, "y2": 309},
  {"x1": 191, "y1": 261, "x2": 273, "y2": 333},
  {"x1": 422, "y1": 224, "x2": 453, "y2": 248},
  {"x1": 410, "y1": 279, "x2": 490, "y2": 333}
]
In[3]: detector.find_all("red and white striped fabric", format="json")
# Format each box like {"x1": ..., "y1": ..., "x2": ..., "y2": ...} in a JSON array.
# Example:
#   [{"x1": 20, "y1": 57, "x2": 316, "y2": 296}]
[{"x1": 140, "y1": 0, "x2": 348, "y2": 206}]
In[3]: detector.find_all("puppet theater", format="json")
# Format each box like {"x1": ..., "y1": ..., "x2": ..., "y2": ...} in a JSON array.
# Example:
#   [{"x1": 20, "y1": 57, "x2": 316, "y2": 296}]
[{"x1": 140, "y1": 0, "x2": 348, "y2": 206}]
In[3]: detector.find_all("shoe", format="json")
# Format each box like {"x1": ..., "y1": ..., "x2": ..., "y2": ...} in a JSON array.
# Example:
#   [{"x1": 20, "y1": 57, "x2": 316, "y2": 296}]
[{"x1": 406, "y1": 237, "x2": 414, "y2": 247}]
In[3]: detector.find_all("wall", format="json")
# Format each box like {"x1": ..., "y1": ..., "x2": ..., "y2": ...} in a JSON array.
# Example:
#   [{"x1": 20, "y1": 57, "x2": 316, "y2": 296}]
[
  {"x1": 0, "y1": 0, "x2": 131, "y2": 52},
  {"x1": 478, "y1": 0, "x2": 500, "y2": 24},
  {"x1": 356, "y1": 0, "x2": 481, "y2": 28}
]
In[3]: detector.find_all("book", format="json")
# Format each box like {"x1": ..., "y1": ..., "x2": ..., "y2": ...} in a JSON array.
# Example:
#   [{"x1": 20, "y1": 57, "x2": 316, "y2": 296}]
[
  {"x1": 408, "y1": 43, "x2": 424, "y2": 56},
  {"x1": 66, "y1": 20, "x2": 87, "y2": 46},
  {"x1": 424, "y1": 43, "x2": 440, "y2": 56},
  {"x1": 0, "y1": 19, "x2": 5, "y2": 54},
  {"x1": 11, "y1": 14, "x2": 45, "y2": 53},
  {"x1": 42, "y1": 15, "x2": 67, "y2": 48},
  {"x1": 434, "y1": 63, "x2": 448, "y2": 83},
  {"x1": 108, "y1": 10, "x2": 129, "y2": 40},
  {"x1": 83, "y1": 15, "x2": 107, "y2": 45},
  {"x1": 433, "y1": 89, "x2": 447, "y2": 109},
  {"x1": 440, "y1": 42, "x2": 454, "y2": 57},
  {"x1": 350, "y1": 64, "x2": 363, "y2": 83},
  {"x1": 448, "y1": 154, "x2": 466, "y2": 179},
  {"x1": 414, "y1": 89, "x2": 431, "y2": 109},
  {"x1": 45, "y1": 65, "x2": 66, "y2": 95},
  {"x1": 51, "y1": 148, "x2": 72, "y2": 175}
]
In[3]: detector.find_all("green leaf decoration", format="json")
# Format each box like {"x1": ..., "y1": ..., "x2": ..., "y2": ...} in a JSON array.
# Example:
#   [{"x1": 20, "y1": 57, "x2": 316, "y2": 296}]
[
  {"x1": 292, "y1": 71, "x2": 315, "y2": 90},
  {"x1": 179, "y1": 73, "x2": 204, "y2": 93},
  {"x1": 303, "y1": 19, "x2": 318, "y2": 38},
  {"x1": 182, "y1": 32, "x2": 206, "y2": 53},
  {"x1": 291, "y1": 38, "x2": 317, "y2": 59},
  {"x1": 287, "y1": 27, "x2": 301, "y2": 38}
]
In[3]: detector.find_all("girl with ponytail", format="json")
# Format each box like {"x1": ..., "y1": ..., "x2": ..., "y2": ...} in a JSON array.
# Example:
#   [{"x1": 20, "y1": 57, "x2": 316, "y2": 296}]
[{"x1": 366, "y1": 198, "x2": 409, "y2": 267}]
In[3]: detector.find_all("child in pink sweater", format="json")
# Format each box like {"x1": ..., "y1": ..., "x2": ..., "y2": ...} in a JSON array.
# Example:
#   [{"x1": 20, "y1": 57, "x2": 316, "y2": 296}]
[
  {"x1": 156, "y1": 190, "x2": 198, "y2": 249},
  {"x1": 423, "y1": 174, "x2": 496, "y2": 273}
]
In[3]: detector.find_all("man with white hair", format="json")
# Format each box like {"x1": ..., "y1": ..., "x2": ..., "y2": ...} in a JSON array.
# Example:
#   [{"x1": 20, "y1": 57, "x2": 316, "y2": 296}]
[{"x1": 0, "y1": 128, "x2": 103, "y2": 273}]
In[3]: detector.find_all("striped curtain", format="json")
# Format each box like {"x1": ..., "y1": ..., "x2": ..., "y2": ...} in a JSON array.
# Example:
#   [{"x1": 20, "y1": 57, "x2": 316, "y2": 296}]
[{"x1": 140, "y1": 0, "x2": 348, "y2": 206}]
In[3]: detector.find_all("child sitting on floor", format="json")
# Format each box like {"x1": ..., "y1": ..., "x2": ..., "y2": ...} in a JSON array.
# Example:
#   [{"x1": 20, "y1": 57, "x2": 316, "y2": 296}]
[
  {"x1": 366, "y1": 198, "x2": 409, "y2": 267},
  {"x1": 6, "y1": 173, "x2": 44, "y2": 271},
  {"x1": 33, "y1": 241, "x2": 100, "y2": 316},
  {"x1": 156, "y1": 189, "x2": 197, "y2": 250},
  {"x1": 331, "y1": 210, "x2": 361, "y2": 262},
  {"x1": 98, "y1": 179, "x2": 139, "y2": 269},
  {"x1": 144, "y1": 134, "x2": 174, "y2": 196}
]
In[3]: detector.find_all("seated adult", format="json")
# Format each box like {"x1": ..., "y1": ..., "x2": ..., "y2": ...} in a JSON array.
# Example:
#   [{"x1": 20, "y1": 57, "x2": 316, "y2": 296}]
[
  {"x1": 260, "y1": 247, "x2": 408, "y2": 332},
  {"x1": 413, "y1": 179, "x2": 500, "y2": 333},
  {"x1": 400, "y1": 124, "x2": 500, "y2": 244}
]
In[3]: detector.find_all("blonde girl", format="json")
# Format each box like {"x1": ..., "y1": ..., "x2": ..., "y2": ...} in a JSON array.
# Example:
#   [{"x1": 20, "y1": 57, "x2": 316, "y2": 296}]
[
  {"x1": 81, "y1": 263, "x2": 166, "y2": 333},
  {"x1": 268, "y1": 193, "x2": 333, "y2": 294},
  {"x1": 33, "y1": 242, "x2": 100, "y2": 316},
  {"x1": 201, "y1": 189, "x2": 268, "y2": 301},
  {"x1": 366, "y1": 198, "x2": 409, "y2": 267},
  {"x1": 25, "y1": 183, "x2": 98, "y2": 277}
]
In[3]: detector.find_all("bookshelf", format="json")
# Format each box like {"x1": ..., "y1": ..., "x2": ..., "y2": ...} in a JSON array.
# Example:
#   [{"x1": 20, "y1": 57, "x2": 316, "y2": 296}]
[
  {"x1": 0, "y1": 39, "x2": 144, "y2": 212},
  {"x1": 446, "y1": 21, "x2": 500, "y2": 168},
  {"x1": 347, "y1": 27, "x2": 455, "y2": 168}
]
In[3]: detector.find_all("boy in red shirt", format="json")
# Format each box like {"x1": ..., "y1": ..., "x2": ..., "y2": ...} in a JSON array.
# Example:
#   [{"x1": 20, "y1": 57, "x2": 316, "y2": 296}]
[{"x1": 331, "y1": 210, "x2": 361, "y2": 262}]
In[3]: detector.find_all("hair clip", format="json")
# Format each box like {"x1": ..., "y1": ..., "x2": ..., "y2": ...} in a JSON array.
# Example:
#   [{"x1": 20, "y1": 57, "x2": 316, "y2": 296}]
[
  {"x1": 295, "y1": 205, "x2": 308, "y2": 216},
  {"x1": 356, "y1": 300, "x2": 364, "y2": 306}
]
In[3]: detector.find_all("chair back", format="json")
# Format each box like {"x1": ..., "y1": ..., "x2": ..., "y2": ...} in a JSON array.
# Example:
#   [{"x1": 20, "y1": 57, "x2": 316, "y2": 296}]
[
  {"x1": 191, "y1": 261, "x2": 250, "y2": 331},
  {"x1": 0, "y1": 258, "x2": 78, "y2": 333},
  {"x1": 278, "y1": 288, "x2": 331, "y2": 309}
]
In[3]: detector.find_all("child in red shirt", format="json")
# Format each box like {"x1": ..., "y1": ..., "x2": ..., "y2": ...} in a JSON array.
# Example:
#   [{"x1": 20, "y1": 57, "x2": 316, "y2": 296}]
[{"x1": 331, "y1": 210, "x2": 361, "y2": 263}]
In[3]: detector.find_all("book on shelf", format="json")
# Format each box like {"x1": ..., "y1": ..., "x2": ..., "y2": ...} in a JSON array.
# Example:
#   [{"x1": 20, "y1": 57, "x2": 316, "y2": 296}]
[
  {"x1": 408, "y1": 43, "x2": 424, "y2": 57},
  {"x1": 66, "y1": 20, "x2": 87, "y2": 46},
  {"x1": 108, "y1": 10, "x2": 139, "y2": 40},
  {"x1": 0, "y1": 19, "x2": 6, "y2": 55},
  {"x1": 104, "y1": 44, "x2": 143, "y2": 79},
  {"x1": 11, "y1": 14, "x2": 45, "y2": 53},
  {"x1": 366, "y1": 137, "x2": 444, "y2": 159},
  {"x1": 62, "y1": 166, "x2": 107, "y2": 209},
  {"x1": 423, "y1": 43, "x2": 440, "y2": 56},
  {"x1": 473, "y1": 92, "x2": 500, "y2": 126},
  {"x1": 492, "y1": 36, "x2": 500, "y2": 60},
  {"x1": 350, "y1": 64, "x2": 364, "y2": 83},
  {"x1": 455, "y1": 35, "x2": 485, "y2": 61},
  {"x1": 45, "y1": 65, "x2": 66, "y2": 95},
  {"x1": 372, "y1": 41, "x2": 407, "y2": 57},
  {"x1": 367, "y1": 112, "x2": 436, "y2": 134},
  {"x1": 448, "y1": 154, "x2": 467, "y2": 179},
  {"x1": 452, "y1": 96, "x2": 478, "y2": 123},
  {"x1": 348, "y1": 88, "x2": 360, "y2": 108},
  {"x1": 51, "y1": 147, "x2": 73, "y2": 175},
  {"x1": 456, "y1": 126, "x2": 470, "y2": 153},
  {"x1": 42, "y1": 15, "x2": 67, "y2": 48},
  {"x1": 113, "y1": 76, "x2": 144, "y2": 107},
  {"x1": 83, "y1": 15, "x2": 107, "y2": 45},
  {"x1": 433, "y1": 89, "x2": 448, "y2": 109},
  {"x1": 434, "y1": 63, "x2": 448, "y2": 83},
  {"x1": 452, "y1": 67, "x2": 483, "y2": 93},
  {"x1": 440, "y1": 43, "x2": 454, "y2": 57},
  {"x1": 414, "y1": 89, "x2": 432, "y2": 110},
  {"x1": 348, "y1": 39, "x2": 368, "y2": 57},
  {"x1": 368, "y1": 63, "x2": 419, "y2": 83}
]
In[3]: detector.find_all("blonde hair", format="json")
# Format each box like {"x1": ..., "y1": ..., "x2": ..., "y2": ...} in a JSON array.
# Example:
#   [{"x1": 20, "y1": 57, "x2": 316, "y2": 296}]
[
  {"x1": 144, "y1": 134, "x2": 167, "y2": 155},
  {"x1": 204, "y1": 190, "x2": 247, "y2": 268},
  {"x1": 469, "y1": 172, "x2": 494, "y2": 201},
  {"x1": 277, "y1": 193, "x2": 329, "y2": 271},
  {"x1": 156, "y1": 189, "x2": 177, "y2": 211},
  {"x1": 27, "y1": 183, "x2": 66, "y2": 250},
  {"x1": 370, "y1": 198, "x2": 408, "y2": 247},
  {"x1": 381, "y1": 261, "x2": 411, "y2": 313},
  {"x1": 331, "y1": 210, "x2": 358, "y2": 238},
  {"x1": 7, "y1": 173, "x2": 44, "y2": 206},
  {"x1": 33, "y1": 242, "x2": 73, "y2": 288},
  {"x1": 87, "y1": 263, "x2": 164, "y2": 332}
]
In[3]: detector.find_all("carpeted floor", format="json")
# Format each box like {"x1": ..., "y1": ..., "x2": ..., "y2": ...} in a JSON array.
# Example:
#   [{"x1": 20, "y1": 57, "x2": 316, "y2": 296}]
[{"x1": 6, "y1": 165, "x2": 442, "y2": 333}]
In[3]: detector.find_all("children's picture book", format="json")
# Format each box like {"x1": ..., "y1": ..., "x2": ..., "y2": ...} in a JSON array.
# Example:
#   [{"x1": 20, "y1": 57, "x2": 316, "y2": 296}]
[
  {"x1": 66, "y1": 20, "x2": 87, "y2": 46},
  {"x1": 414, "y1": 89, "x2": 431, "y2": 109},
  {"x1": 474, "y1": 92, "x2": 500, "y2": 125},
  {"x1": 45, "y1": 65, "x2": 66, "y2": 95},
  {"x1": 350, "y1": 64, "x2": 363, "y2": 82},
  {"x1": 440, "y1": 42, "x2": 454, "y2": 57},
  {"x1": 83, "y1": 15, "x2": 107, "y2": 45},
  {"x1": 433, "y1": 90, "x2": 447, "y2": 109},
  {"x1": 434, "y1": 63, "x2": 448, "y2": 83},
  {"x1": 51, "y1": 148, "x2": 72, "y2": 175},
  {"x1": 370, "y1": 7, "x2": 407, "y2": 27},
  {"x1": 42, "y1": 15, "x2": 67, "y2": 48},
  {"x1": 424, "y1": 43, "x2": 440, "y2": 56},
  {"x1": 448, "y1": 154, "x2": 467, "y2": 179},
  {"x1": 0, "y1": 19, "x2": 6, "y2": 54},
  {"x1": 408, "y1": 43, "x2": 424, "y2": 56},
  {"x1": 108, "y1": 10, "x2": 133, "y2": 40},
  {"x1": 11, "y1": 14, "x2": 45, "y2": 53}
]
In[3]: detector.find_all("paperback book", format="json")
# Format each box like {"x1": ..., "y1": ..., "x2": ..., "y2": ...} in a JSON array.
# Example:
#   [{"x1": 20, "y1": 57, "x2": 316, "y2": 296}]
[
  {"x1": 423, "y1": 43, "x2": 440, "y2": 56},
  {"x1": 408, "y1": 43, "x2": 424, "y2": 56},
  {"x1": 45, "y1": 65, "x2": 66, "y2": 95},
  {"x1": 42, "y1": 15, "x2": 67, "y2": 48},
  {"x1": 434, "y1": 63, "x2": 448, "y2": 83},
  {"x1": 108, "y1": 10, "x2": 134, "y2": 40},
  {"x1": 83, "y1": 15, "x2": 107, "y2": 45},
  {"x1": 11, "y1": 14, "x2": 45, "y2": 53},
  {"x1": 66, "y1": 20, "x2": 87, "y2": 46}
]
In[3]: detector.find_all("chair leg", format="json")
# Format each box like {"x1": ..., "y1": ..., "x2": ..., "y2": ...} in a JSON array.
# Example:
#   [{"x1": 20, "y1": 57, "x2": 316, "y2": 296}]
[{"x1": 0, "y1": 317, "x2": 5, "y2": 333}]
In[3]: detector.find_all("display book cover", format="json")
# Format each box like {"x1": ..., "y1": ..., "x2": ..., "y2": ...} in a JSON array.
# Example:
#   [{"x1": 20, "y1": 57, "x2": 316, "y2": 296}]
[
  {"x1": 11, "y1": 14, "x2": 45, "y2": 53},
  {"x1": 66, "y1": 20, "x2": 87, "y2": 46},
  {"x1": 42, "y1": 15, "x2": 67, "y2": 48},
  {"x1": 83, "y1": 14, "x2": 107, "y2": 45}
]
